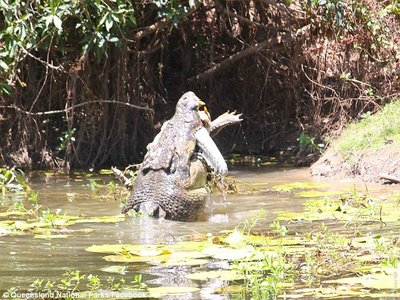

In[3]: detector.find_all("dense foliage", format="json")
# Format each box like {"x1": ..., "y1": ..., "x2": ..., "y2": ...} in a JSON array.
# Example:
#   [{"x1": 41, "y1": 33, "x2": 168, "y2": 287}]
[{"x1": 0, "y1": 0, "x2": 399, "y2": 169}]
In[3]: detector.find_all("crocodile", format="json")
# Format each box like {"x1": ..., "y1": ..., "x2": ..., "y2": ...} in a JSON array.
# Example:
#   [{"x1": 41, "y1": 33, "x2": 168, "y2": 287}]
[{"x1": 122, "y1": 91, "x2": 242, "y2": 221}]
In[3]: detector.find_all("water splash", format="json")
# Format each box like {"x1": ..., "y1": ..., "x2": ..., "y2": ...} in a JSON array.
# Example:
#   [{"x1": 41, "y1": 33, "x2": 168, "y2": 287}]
[{"x1": 239, "y1": 123, "x2": 252, "y2": 155}]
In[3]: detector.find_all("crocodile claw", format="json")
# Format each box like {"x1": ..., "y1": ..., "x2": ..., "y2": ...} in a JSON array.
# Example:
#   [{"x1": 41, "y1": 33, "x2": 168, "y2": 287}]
[{"x1": 210, "y1": 110, "x2": 243, "y2": 135}]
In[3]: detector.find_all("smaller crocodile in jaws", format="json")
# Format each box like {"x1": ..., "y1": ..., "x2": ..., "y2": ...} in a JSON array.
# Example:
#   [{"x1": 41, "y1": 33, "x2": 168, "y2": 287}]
[{"x1": 122, "y1": 91, "x2": 242, "y2": 221}]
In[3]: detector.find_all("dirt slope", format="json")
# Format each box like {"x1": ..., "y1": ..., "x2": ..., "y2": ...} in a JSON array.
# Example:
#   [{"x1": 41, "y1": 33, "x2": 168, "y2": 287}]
[{"x1": 311, "y1": 144, "x2": 400, "y2": 183}]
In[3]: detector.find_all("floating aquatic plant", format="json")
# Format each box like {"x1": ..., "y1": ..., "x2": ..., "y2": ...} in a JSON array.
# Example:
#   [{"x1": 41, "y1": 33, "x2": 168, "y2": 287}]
[
  {"x1": 273, "y1": 181, "x2": 330, "y2": 192},
  {"x1": 0, "y1": 167, "x2": 30, "y2": 193},
  {"x1": 3, "y1": 177, "x2": 400, "y2": 299}
]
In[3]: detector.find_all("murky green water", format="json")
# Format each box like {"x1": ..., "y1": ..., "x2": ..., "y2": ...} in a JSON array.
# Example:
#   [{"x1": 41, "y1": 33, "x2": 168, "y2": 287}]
[{"x1": 0, "y1": 166, "x2": 398, "y2": 297}]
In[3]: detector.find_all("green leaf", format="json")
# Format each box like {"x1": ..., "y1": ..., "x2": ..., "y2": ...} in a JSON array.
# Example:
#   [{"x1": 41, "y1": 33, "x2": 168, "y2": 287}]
[
  {"x1": 148, "y1": 287, "x2": 199, "y2": 297},
  {"x1": 0, "y1": 211, "x2": 31, "y2": 217},
  {"x1": 324, "y1": 272, "x2": 400, "y2": 290},
  {"x1": 86, "y1": 244, "x2": 130, "y2": 254},
  {"x1": 202, "y1": 245, "x2": 258, "y2": 260},
  {"x1": 157, "y1": 258, "x2": 209, "y2": 267},
  {"x1": 127, "y1": 15, "x2": 136, "y2": 25},
  {"x1": 0, "y1": 83, "x2": 12, "y2": 95},
  {"x1": 72, "y1": 215, "x2": 125, "y2": 224},
  {"x1": 0, "y1": 60, "x2": 9, "y2": 71},
  {"x1": 101, "y1": 265, "x2": 127, "y2": 274},
  {"x1": 99, "y1": 169, "x2": 113, "y2": 175},
  {"x1": 186, "y1": 270, "x2": 243, "y2": 281},
  {"x1": 52, "y1": 15, "x2": 62, "y2": 30},
  {"x1": 107, "y1": 37, "x2": 119, "y2": 43},
  {"x1": 14, "y1": 169, "x2": 30, "y2": 191},
  {"x1": 105, "y1": 17, "x2": 113, "y2": 31},
  {"x1": 224, "y1": 230, "x2": 246, "y2": 246},
  {"x1": 273, "y1": 182, "x2": 330, "y2": 192},
  {"x1": 34, "y1": 234, "x2": 73, "y2": 239},
  {"x1": 162, "y1": 240, "x2": 214, "y2": 252},
  {"x1": 0, "y1": 0, "x2": 10, "y2": 9},
  {"x1": 103, "y1": 254, "x2": 156, "y2": 263},
  {"x1": 189, "y1": 0, "x2": 196, "y2": 8},
  {"x1": 295, "y1": 190, "x2": 339, "y2": 198},
  {"x1": 86, "y1": 244, "x2": 167, "y2": 256},
  {"x1": 102, "y1": 249, "x2": 210, "y2": 264},
  {"x1": 130, "y1": 246, "x2": 170, "y2": 257}
]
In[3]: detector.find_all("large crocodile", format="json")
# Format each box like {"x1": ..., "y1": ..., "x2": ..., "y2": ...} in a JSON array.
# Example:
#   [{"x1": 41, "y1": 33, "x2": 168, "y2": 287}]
[{"x1": 122, "y1": 91, "x2": 242, "y2": 221}]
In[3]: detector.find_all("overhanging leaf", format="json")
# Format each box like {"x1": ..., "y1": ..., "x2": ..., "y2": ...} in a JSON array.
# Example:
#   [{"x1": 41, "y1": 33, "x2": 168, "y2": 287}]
[{"x1": 52, "y1": 15, "x2": 62, "y2": 30}]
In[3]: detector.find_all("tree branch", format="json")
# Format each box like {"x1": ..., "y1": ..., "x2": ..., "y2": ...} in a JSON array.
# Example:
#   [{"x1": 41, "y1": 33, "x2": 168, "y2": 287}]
[
  {"x1": 1, "y1": 100, "x2": 153, "y2": 116},
  {"x1": 188, "y1": 35, "x2": 288, "y2": 82},
  {"x1": 379, "y1": 174, "x2": 400, "y2": 184},
  {"x1": 216, "y1": 1, "x2": 269, "y2": 30},
  {"x1": 188, "y1": 25, "x2": 310, "y2": 82},
  {"x1": 133, "y1": 2, "x2": 204, "y2": 40},
  {"x1": 133, "y1": 18, "x2": 171, "y2": 40}
]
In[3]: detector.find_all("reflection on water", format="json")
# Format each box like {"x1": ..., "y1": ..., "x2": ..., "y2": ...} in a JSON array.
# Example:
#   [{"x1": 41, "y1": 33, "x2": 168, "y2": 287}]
[{"x1": 0, "y1": 166, "x2": 396, "y2": 293}]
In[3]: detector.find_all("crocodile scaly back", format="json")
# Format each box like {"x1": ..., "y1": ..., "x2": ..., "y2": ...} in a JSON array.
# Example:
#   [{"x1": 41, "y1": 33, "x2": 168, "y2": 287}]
[
  {"x1": 122, "y1": 92, "x2": 243, "y2": 221},
  {"x1": 122, "y1": 92, "x2": 206, "y2": 220},
  {"x1": 141, "y1": 92, "x2": 203, "y2": 177}
]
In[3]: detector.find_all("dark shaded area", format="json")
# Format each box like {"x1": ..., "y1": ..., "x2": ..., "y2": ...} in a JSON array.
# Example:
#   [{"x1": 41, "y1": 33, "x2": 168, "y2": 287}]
[{"x1": 0, "y1": 0, "x2": 399, "y2": 170}]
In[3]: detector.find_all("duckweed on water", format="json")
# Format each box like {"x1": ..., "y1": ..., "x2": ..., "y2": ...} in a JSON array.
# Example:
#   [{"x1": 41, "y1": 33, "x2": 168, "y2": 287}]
[
  {"x1": 8, "y1": 213, "x2": 400, "y2": 298},
  {"x1": 33, "y1": 234, "x2": 73, "y2": 240},
  {"x1": 82, "y1": 190, "x2": 400, "y2": 298},
  {"x1": 0, "y1": 200, "x2": 125, "y2": 236},
  {"x1": 276, "y1": 188, "x2": 400, "y2": 226},
  {"x1": 2, "y1": 170, "x2": 400, "y2": 299},
  {"x1": 0, "y1": 213, "x2": 125, "y2": 236},
  {"x1": 295, "y1": 190, "x2": 340, "y2": 198},
  {"x1": 273, "y1": 181, "x2": 330, "y2": 192}
]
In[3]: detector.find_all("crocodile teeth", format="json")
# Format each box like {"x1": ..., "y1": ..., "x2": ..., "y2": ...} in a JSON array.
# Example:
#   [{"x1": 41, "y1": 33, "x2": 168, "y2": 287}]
[{"x1": 195, "y1": 127, "x2": 228, "y2": 175}]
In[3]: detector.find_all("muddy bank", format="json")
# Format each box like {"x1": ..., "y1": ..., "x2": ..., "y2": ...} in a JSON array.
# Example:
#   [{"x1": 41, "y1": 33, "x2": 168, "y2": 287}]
[{"x1": 311, "y1": 144, "x2": 400, "y2": 183}]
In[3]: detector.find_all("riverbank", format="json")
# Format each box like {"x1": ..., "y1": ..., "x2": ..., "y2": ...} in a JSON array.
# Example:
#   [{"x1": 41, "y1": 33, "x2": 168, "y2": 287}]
[{"x1": 311, "y1": 100, "x2": 400, "y2": 183}]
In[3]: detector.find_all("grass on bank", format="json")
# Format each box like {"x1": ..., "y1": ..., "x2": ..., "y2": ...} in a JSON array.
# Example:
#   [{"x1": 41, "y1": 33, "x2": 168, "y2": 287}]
[{"x1": 334, "y1": 99, "x2": 400, "y2": 158}]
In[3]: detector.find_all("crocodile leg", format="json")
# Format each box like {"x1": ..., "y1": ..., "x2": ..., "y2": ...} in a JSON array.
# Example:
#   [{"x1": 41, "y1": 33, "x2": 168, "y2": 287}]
[
  {"x1": 133, "y1": 201, "x2": 167, "y2": 218},
  {"x1": 210, "y1": 111, "x2": 243, "y2": 136}
]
